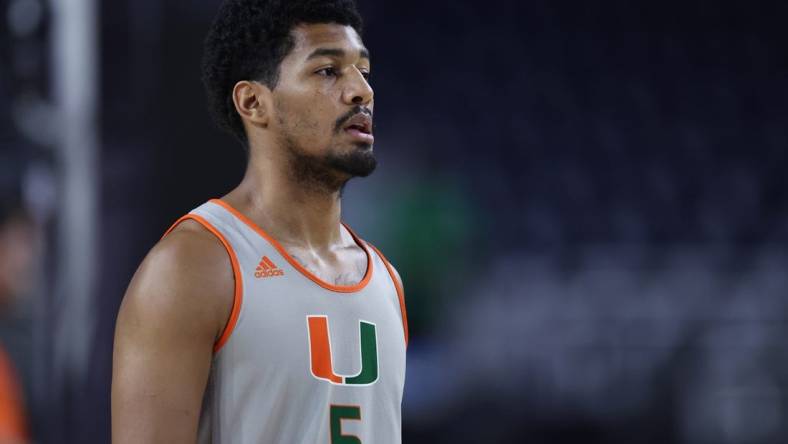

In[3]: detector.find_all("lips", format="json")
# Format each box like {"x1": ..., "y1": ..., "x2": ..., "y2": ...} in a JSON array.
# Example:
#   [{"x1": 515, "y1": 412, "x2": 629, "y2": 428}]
[
  {"x1": 343, "y1": 113, "x2": 372, "y2": 134},
  {"x1": 342, "y1": 113, "x2": 374, "y2": 143}
]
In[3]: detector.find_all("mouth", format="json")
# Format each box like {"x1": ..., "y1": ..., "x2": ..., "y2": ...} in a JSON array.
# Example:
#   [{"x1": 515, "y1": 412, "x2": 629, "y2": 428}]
[{"x1": 342, "y1": 113, "x2": 374, "y2": 143}]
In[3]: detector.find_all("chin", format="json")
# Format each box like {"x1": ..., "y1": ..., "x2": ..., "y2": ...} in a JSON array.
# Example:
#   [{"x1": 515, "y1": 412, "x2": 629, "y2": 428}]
[{"x1": 328, "y1": 148, "x2": 377, "y2": 178}]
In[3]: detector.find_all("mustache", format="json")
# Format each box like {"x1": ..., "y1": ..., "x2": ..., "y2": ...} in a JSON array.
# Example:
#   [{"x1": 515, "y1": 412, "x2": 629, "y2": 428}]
[{"x1": 334, "y1": 106, "x2": 373, "y2": 133}]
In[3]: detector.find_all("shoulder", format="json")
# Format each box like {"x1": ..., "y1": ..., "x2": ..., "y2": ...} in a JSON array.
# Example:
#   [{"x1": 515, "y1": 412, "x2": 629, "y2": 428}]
[
  {"x1": 386, "y1": 260, "x2": 403, "y2": 290},
  {"x1": 365, "y1": 242, "x2": 409, "y2": 344},
  {"x1": 153, "y1": 218, "x2": 234, "y2": 280},
  {"x1": 365, "y1": 241, "x2": 403, "y2": 290},
  {"x1": 117, "y1": 218, "x2": 235, "y2": 343},
  {"x1": 112, "y1": 219, "x2": 235, "y2": 442}
]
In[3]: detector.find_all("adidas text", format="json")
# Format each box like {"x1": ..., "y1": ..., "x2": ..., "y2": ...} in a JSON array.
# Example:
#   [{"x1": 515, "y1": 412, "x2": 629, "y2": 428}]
[{"x1": 255, "y1": 269, "x2": 284, "y2": 278}]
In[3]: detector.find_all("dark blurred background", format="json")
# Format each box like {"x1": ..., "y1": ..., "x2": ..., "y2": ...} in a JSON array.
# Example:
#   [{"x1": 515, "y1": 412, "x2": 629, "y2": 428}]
[{"x1": 1, "y1": 0, "x2": 788, "y2": 443}]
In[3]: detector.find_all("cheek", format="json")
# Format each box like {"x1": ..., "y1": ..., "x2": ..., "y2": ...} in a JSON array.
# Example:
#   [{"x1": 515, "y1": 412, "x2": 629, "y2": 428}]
[{"x1": 280, "y1": 91, "x2": 336, "y2": 137}]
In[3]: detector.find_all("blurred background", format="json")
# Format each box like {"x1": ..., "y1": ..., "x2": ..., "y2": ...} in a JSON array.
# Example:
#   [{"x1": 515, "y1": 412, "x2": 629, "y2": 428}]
[{"x1": 1, "y1": 0, "x2": 788, "y2": 442}]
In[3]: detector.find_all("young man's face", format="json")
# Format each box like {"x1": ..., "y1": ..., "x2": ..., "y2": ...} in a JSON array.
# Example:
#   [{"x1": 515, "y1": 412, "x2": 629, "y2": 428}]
[{"x1": 270, "y1": 23, "x2": 376, "y2": 186}]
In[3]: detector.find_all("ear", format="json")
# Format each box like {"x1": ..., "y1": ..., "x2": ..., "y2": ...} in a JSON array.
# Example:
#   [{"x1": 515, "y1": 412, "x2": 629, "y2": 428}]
[{"x1": 232, "y1": 80, "x2": 272, "y2": 128}]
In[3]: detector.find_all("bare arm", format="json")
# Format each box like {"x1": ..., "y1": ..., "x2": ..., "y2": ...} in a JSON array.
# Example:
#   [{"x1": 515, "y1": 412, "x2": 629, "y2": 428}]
[{"x1": 111, "y1": 220, "x2": 234, "y2": 443}]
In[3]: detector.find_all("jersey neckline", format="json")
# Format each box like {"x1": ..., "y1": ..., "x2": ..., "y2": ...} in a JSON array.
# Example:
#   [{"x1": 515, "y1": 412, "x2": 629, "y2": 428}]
[{"x1": 208, "y1": 198, "x2": 374, "y2": 293}]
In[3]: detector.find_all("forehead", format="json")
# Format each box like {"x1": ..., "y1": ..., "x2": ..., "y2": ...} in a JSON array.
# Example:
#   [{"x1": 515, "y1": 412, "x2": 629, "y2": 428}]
[{"x1": 289, "y1": 23, "x2": 366, "y2": 58}]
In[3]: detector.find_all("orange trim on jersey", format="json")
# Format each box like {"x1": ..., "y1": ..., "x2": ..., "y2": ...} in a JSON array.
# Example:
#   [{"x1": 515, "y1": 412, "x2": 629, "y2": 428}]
[
  {"x1": 208, "y1": 198, "x2": 373, "y2": 293},
  {"x1": 163, "y1": 214, "x2": 243, "y2": 354},
  {"x1": 367, "y1": 244, "x2": 408, "y2": 347}
]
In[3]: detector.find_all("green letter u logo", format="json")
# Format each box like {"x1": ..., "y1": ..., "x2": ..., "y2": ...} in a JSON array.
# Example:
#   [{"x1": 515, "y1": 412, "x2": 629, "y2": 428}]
[{"x1": 307, "y1": 316, "x2": 379, "y2": 386}]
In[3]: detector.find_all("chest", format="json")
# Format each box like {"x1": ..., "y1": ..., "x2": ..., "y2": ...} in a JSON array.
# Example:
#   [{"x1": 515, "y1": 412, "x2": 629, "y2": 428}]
[
  {"x1": 283, "y1": 244, "x2": 369, "y2": 287},
  {"x1": 218, "y1": 263, "x2": 407, "y2": 390}
]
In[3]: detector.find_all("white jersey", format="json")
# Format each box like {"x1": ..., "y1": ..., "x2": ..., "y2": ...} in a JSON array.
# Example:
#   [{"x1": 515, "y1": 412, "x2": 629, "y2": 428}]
[{"x1": 163, "y1": 199, "x2": 408, "y2": 444}]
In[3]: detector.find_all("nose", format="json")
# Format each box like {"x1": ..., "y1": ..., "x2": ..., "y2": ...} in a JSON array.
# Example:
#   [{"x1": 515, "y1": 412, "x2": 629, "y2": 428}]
[{"x1": 343, "y1": 69, "x2": 373, "y2": 106}]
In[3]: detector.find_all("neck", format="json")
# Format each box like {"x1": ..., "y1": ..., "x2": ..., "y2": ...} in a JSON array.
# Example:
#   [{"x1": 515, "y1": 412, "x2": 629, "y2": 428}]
[{"x1": 224, "y1": 147, "x2": 346, "y2": 251}]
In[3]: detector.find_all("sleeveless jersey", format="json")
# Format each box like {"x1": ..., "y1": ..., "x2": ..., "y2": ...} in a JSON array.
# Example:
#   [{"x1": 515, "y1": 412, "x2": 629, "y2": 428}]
[{"x1": 164, "y1": 199, "x2": 408, "y2": 444}]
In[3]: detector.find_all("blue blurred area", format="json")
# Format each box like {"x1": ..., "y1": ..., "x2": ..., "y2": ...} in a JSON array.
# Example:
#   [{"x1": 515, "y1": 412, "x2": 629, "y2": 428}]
[{"x1": 2, "y1": 0, "x2": 788, "y2": 443}]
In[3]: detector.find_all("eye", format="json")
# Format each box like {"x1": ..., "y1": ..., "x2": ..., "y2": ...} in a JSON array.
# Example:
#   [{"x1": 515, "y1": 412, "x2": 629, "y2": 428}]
[
  {"x1": 316, "y1": 67, "x2": 338, "y2": 77},
  {"x1": 360, "y1": 70, "x2": 371, "y2": 81}
]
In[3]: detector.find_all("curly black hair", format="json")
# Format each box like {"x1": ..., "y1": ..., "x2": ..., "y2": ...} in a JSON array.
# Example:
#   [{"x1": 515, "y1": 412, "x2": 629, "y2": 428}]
[{"x1": 202, "y1": 0, "x2": 363, "y2": 145}]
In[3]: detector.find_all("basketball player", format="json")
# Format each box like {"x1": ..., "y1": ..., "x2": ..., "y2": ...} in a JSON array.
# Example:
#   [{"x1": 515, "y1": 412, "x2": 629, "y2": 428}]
[{"x1": 111, "y1": 1, "x2": 407, "y2": 443}]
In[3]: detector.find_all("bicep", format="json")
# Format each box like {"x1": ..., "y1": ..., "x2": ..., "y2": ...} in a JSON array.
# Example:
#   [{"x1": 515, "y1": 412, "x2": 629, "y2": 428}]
[
  {"x1": 112, "y1": 231, "x2": 232, "y2": 443},
  {"x1": 112, "y1": 296, "x2": 213, "y2": 443}
]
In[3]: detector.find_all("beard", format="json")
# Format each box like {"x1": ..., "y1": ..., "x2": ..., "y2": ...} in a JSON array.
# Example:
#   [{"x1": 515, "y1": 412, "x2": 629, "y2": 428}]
[
  {"x1": 283, "y1": 135, "x2": 377, "y2": 193},
  {"x1": 326, "y1": 143, "x2": 377, "y2": 177}
]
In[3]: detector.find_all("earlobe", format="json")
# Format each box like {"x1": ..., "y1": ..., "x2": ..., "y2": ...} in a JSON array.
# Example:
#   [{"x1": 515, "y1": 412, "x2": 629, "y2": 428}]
[{"x1": 232, "y1": 81, "x2": 271, "y2": 127}]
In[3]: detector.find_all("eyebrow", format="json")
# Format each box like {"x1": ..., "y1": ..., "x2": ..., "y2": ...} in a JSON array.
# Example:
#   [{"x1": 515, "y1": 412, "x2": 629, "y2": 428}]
[{"x1": 306, "y1": 47, "x2": 370, "y2": 61}]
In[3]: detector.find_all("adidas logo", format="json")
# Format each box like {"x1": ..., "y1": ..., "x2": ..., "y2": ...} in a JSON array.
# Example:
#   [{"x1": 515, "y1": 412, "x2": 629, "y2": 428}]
[{"x1": 255, "y1": 255, "x2": 284, "y2": 278}]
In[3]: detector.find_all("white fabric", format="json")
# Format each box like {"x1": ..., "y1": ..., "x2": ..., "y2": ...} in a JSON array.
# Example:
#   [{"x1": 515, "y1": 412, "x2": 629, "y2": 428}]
[{"x1": 184, "y1": 201, "x2": 406, "y2": 444}]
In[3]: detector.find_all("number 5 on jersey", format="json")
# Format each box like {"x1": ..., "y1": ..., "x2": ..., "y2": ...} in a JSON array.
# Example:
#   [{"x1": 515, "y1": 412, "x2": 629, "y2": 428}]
[{"x1": 331, "y1": 405, "x2": 361, "y2": 444}]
